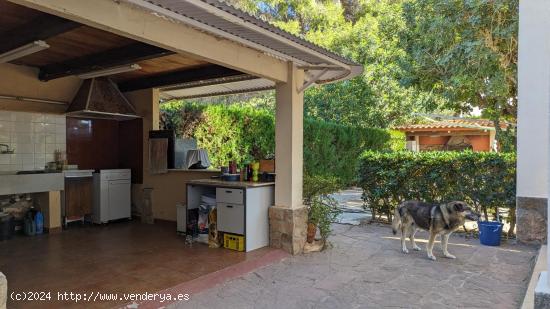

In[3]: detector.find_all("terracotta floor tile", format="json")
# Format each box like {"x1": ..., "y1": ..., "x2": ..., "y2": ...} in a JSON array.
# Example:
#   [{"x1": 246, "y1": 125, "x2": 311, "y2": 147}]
[{"x1": 1, "y1": 220, "x2": 273, "y2": 309}]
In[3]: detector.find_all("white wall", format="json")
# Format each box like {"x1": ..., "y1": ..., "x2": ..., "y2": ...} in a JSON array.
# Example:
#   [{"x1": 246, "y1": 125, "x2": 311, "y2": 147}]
[
  {"x1": 517, "y1": 0, "x2": 550, "y2": 198},
  {"x1": 0, "y1": 111, "x2": 66, "y2": 172}
]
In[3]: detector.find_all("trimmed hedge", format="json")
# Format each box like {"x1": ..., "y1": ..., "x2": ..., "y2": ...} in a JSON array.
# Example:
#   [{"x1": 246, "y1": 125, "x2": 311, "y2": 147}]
[
  {"x1": 359, "y1": 151, "x2": 516, "y2": 230},
  {"x1": 161, "y1": 102, "x2": 392, "y2": 185}
]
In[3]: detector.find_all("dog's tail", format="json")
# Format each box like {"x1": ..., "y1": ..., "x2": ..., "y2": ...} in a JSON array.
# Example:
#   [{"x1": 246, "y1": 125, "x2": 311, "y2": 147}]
[{"x1": 392, "y1": 206, "x2": 402, "y2": 235}]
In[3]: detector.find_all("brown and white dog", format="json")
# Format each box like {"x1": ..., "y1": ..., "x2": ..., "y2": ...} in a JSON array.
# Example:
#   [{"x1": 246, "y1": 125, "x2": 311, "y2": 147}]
[{"x1": 392, "y1": 201, "x2": 479, "y2": 261}]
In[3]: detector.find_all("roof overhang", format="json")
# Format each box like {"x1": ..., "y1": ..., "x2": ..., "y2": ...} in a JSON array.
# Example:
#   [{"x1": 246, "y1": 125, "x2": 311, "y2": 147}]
[
  {"x1": 122, "y1": 0, "x2": 363, "y2": 85},
  {"x1": 7, "y1": 0, "x2": 362, "y2": 101}
]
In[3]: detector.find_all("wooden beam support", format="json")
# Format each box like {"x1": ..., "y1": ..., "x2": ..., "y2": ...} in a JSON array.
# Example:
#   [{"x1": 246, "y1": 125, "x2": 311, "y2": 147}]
[
  {"x1": 118, "y1": 65, "x2": 246, "y2": 92},
  {"x1": 0, "y1": 14, "x2": 80, "y2": 54},
  {"x1": 9, "y1": 0, "x2": 288, "y2": 83},
  {"x1": 38, "y1": 42, "x2": 174, "y2": 81}
]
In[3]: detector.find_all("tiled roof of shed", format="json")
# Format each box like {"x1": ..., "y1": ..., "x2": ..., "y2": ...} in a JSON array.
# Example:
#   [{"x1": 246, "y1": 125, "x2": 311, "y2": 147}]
[{"x1": 394, "y1": 118, "x2": 515, "y2": 131}]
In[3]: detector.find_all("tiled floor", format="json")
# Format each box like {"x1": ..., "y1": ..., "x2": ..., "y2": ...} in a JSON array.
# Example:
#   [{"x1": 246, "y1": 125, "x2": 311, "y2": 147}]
[{"x1": 0, "y1": 220, "x2": 273, "y2": 308}]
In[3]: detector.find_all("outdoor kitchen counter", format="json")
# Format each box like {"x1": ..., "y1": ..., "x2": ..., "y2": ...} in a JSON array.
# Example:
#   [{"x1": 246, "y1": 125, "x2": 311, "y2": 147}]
[
  {"x1": 187, "y1": 178, "x2": 275, "y2": 188},
  {"x1": 186, "y1": 179, "x2": 275, "y2": 252},
  {"x1": 0, "y1": 172, "x2": 64, "y2": 196},
  {"x1": 167, "y1": 169, "x2": 221, "y2": 173}
]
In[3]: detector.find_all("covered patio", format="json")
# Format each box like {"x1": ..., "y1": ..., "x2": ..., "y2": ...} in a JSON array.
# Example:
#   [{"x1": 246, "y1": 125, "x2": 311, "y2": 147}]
[{"x1": 0, "y1": 0, "x2": 361, "y2": 307}]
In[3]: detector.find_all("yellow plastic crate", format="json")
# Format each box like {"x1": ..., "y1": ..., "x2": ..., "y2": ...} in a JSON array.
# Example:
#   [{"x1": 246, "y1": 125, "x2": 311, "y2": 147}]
[{"x1": 223, "y1": 233, "x2": 245, "y2": 251}]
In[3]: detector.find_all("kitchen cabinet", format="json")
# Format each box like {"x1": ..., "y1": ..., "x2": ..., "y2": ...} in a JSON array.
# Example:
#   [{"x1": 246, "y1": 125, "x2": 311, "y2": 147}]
[
  {"x1": 64, "y1": 177, "x2": 93, "y2": 218},
  {"x1": 186, "y1": 179, "x2": 275, "y2": 252}
]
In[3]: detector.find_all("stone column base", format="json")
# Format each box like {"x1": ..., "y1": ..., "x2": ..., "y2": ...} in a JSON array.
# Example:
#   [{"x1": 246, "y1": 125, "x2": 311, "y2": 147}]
[
  {"x1": 269, "y1": 205, "x2": 307, "y2": 255},
  {"x1": 517, "y1": 196, "x2": 547, "y2": 244},
  {"x1": 535, "y1": 271, "x2": 550, "y2": 308}
]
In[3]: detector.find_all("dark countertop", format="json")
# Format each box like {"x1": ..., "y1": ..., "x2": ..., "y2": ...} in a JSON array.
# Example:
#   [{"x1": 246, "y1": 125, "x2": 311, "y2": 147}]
[
  {"x1": 187, "y1": 178, "x2": 275, "y2": 188},
  {"x1": 168, "y1": 169, "x2": 221, "y2": 173}
]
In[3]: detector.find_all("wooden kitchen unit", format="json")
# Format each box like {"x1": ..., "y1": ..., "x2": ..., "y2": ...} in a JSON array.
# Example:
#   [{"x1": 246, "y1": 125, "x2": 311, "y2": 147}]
[
  {"x1": 64, "y1": 177, "x2": 92, "y2": 217},
  {"x1": 62, "y1": 170, "x2": 94, "y2": 226}
]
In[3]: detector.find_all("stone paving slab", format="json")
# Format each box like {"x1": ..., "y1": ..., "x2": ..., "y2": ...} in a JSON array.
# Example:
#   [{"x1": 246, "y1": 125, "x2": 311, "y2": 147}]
[{"x1": 170, "y1": 223, "x2": 537, "y2": 309}]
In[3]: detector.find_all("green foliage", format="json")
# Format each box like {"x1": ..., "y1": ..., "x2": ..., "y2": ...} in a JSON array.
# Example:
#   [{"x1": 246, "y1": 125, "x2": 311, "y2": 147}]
[
  {"x1": 304, "y1": 174, "x2": 342, "y2": 241},
  {"x1": 303, "y1": 118, "x2": 390, "y2": 185},
  {"x1": 196, "y1": 104, "x2": 275, "y2": 165},
  {"x1": 402, "y1": 0, "x2": 518, "y2": 149},
  {"x1": 303, "y1": 174, "x2": 342, "y2": 203},
  {"x1": 224, "y1": 0, "x2": 518, "y2": 132},
  {"x1": 161, "y1": 103, "x2": 393, "y2": 186},
  {"x1": 227, "y1": 0, "x2": 446, "y2": 128},
  {"x1": 387, "y1": 130, "x2": 406, "y2": 151},
  {"x1": 358, "y1": 151, "x2": 516, "y2": 223}
]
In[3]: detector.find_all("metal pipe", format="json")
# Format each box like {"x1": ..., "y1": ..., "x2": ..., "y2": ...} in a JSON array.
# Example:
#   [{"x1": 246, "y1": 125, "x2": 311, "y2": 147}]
[{"x1": 0, "y1": 95, "x2": 67, "y2": 105}]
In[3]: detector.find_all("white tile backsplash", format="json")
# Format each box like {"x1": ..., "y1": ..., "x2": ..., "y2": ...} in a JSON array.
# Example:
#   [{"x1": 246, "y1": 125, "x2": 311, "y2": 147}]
[
  {"x1": 0, "y1": 111, "x2": 66, "y2": 171},
  {"x1": 0, "y1": 154, "x2": 10, "y2": 164},
  {"x1": 45, "y1": 134, "x2": 55, "y2": 144}
]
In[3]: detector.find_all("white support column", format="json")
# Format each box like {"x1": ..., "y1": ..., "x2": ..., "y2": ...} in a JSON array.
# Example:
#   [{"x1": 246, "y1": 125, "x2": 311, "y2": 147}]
[
  {"x1": 516, "y1": 0, "x2": 550, "y2": 245},
  {"x1": 275, "y1": 63, "x2": 304, "y2": 209},
  {"x1": 520, "y1": 0, "x2": 550, "y2": 306},
  {"x1": 269, "y1": 63, "x2": 307, "y2": 255}
]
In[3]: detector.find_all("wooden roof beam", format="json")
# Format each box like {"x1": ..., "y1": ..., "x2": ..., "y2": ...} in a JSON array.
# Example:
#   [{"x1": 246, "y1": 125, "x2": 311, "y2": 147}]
[
  {"x1": 118, "y1": 65, "x2": 247, "y2": 92},
  {"x1": 0, "y1": 13, "x2": 80, "y2": 55},
  {"x1": 39, "y1": 42, "x2": 174, "y2": 81}
]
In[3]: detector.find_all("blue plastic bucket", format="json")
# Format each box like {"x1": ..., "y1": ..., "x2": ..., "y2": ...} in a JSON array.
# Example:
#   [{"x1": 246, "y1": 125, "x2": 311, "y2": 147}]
[{"x1": 478, "y1": 221, "x2": 503, "y2": 246}]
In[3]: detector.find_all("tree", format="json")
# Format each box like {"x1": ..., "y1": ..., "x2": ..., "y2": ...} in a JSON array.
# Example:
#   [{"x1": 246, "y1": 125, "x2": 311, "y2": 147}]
[
  {"x1": 402, "y1": 0, "x2": 518, "y2": 150},
  {"x1": 225, "y1": 0, "x2": 444, "y2": 128}
]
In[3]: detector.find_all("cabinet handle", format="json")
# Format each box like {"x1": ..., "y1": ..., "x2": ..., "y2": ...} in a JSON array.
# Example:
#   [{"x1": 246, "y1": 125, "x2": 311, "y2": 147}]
[
  {"x1": 226, "y1": 205, "x2": 233, "y2": 208},
  {"x1": 225, "y1": 190, "x2": 232, "y2": 193}
]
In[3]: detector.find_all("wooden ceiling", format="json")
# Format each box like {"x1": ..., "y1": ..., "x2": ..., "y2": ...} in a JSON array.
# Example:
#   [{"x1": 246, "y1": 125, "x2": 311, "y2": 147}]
[{"x1": 0, "y1": 1, "x2": 247, "y2": 91}]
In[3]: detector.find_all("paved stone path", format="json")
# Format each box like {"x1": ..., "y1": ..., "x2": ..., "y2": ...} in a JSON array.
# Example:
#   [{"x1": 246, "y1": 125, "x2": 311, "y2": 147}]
[
  {"x1": 332, "y1": 188, "x2": 371, "y2": 225},
  {"x1": 171, "y1": 223, "x2": 537, "y2": 309}
]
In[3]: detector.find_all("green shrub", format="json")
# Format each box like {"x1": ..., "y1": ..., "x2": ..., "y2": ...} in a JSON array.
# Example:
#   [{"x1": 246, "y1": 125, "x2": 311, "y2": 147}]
[
  {"x1": 358, "y1": 151, "x2": 516, "y2": 232},
  {"x1": 387, "y1": 130, "x2": 406, "y2": 151},
  {"x1": 161, "y1": 102, "x2": 392, "y2": 187},
  {"x1": 304, "y1": 174, "x2": 342, "y2": 242}
]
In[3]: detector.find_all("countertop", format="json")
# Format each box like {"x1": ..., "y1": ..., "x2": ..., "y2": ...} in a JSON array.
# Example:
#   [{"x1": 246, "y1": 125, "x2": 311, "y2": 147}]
[
  {"x1": 187, "y1": 178, "x2": 275, "y2": 188},
  {"x1": 0, "y1": 172, "x2": 64, "y2": 195},
  {"x1": 168, "y1": 168, "x2": 221, "y2": 173}
]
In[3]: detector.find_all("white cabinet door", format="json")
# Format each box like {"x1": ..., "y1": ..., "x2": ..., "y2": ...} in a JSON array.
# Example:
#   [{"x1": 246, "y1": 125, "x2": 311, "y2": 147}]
[
  {"x1": 107, "y1": 180, "x2": 131, "y2": 221},
  {"x1": 217, "y1": 203, "x2": 244, "y2": 234}
]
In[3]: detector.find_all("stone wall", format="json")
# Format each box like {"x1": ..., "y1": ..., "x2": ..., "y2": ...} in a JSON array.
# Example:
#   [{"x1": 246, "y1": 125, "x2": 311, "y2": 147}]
[
  {"x1": 517, "y1": 197, "x2": 547, "y2": 244},
  {"x1": 269, "y1": 205, "x2": 307, "y2": 255}
]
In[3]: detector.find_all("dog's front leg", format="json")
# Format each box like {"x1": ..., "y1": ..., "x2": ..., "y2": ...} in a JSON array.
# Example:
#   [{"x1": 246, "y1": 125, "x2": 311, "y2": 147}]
[
  {"x1": 400, "y1": 226, "x2": 409, "y2": 254},
  {"x1": 441, "y1": 233, "x2": 456, "y2": 259},
  {"x1": 426, "y1": 231, "x2": 437, "y2": 261}
]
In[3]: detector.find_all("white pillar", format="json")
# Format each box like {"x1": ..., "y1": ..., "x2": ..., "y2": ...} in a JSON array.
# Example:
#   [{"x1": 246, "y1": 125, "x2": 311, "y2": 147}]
[
  {"x1": 274, "y1": 63, "x2": 304, "y2": 209},
  {"x1": 269, "y1": 63, "x2": 307, "y2": 255},
  {"x1": 518, "y1": 0, "x2": 550, "y2": 295}
]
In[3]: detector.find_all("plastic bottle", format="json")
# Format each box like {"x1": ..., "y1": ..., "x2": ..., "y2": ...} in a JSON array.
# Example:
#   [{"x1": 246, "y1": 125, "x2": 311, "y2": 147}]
[
  {"x1": 24, "y1": 213, "x2": 36, "y2": 236},
  {"x1": 35, "y1": 211, "x2": 44, "y2": 235}
]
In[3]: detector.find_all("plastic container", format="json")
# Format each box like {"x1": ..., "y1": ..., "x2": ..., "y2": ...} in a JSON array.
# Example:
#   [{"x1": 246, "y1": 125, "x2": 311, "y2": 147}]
[
  {"x1": 35, "y1": 211, "x2": 44, "y2": 235},
  {"x1": 478, "y1": 221, "x2": 503, "y2": 246},
  {"x1": 24, "y1": 212, "x2": 36, "y2": 236},
  {"x1": 0, "y1": 213, "x2": 14, "y2": 241},
  {"x1": 224, "y1": 233, "x2": 245, "y2": 251}
]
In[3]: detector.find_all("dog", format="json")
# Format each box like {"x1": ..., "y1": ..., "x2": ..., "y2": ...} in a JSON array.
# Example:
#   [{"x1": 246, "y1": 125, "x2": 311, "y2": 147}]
[{"x1": 392, "y1": 201, "x2": 479, "y2": 261}]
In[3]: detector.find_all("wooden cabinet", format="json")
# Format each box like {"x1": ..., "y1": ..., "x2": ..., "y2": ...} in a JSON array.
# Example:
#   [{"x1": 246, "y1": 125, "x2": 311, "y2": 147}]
[{"x1": 65, "y1": 177, "x2": 93, "y2": 217}]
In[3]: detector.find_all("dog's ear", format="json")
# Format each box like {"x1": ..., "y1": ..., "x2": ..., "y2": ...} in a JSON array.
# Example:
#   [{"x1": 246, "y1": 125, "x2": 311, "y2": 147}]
[{"x1": 452, "y1": 201, "x2": 466, "y2": 212}]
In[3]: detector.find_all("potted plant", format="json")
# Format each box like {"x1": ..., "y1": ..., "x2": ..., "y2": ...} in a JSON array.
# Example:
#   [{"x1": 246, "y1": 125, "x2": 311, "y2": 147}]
[{"x1": 303, "y1": 174, "x2": 342, "y2": 246}]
